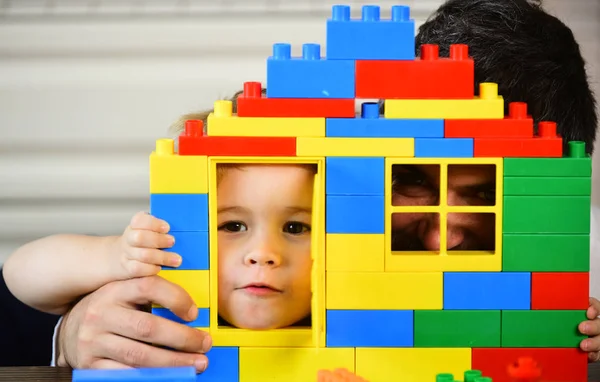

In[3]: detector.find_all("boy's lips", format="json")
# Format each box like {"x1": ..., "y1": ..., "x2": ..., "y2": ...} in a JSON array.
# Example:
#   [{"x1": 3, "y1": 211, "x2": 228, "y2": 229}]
[{"x1": 238, "y1": 282, "x2": 283, "y2": 296}]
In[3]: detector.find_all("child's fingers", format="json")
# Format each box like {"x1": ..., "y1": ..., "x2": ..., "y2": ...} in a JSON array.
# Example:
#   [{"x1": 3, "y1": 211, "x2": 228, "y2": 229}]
[
  {"x1": 128, "y1": 247, "x2": 182, "y2": 268},
  {"x1": 123, "y1": 260, "x2": 162, "y2": 278},
  {"x1": 129, "y1": 211, "x2": 170, "y2": 233},
  {"x1": 126, "y1": 229, "x2": 175, "y2": 250}
]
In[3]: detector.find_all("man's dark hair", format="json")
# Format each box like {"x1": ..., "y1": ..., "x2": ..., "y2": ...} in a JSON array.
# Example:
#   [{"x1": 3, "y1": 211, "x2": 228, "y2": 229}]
[{"x1": 415, "y1": 0, "x2": 598, "y2": 154}]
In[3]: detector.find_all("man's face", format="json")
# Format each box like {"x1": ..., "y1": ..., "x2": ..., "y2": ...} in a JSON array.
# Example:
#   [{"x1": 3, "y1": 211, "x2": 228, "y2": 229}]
[{"x1": 391, "y1": 164, "x2": 496, "y2": 252}]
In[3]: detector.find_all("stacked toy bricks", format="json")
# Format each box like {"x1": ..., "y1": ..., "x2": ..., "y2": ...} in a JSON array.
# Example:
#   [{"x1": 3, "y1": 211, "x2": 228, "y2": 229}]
[{"x1": 74, "y1": 3, "x2": 593, "y2": 382}]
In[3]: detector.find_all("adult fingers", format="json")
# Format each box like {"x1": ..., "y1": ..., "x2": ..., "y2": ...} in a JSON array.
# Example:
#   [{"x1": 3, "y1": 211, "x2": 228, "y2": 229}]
[
  {"x1": 90, "y1": 359, "x2": 133, "y2": 369},
  {"x1": 589, "y1": 297, "x2": 600, "y2": 319},
  {"x1": 581, "y1": 335, "x2": 600, "y2": 353},
  {"x1": 129, "y1": 211, "x2": 170, "y2": 233},
  {"x1": 579, "y1": 317, "x2": 600, "y2": 337},
  {"x1": 101, "y1": 304, "x2": 211, "y2": 354},
  {"x1": 589, "y1": 351, "x2": 600, "y2": 363},
  {"x1": 96, "y1": 333, "x2": 208, "y2": 372}
]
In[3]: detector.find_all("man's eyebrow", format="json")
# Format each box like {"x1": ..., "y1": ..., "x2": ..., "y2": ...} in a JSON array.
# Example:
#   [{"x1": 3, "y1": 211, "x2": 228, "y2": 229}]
[{"x1": 455, "y1": 181, "x2": 496, "y2": 192}]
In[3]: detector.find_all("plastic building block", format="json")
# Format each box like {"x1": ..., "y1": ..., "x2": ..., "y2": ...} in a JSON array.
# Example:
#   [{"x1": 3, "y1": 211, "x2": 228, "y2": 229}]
[
  {"x1": 355, "y1": 348, "x2": 471, "y2": 381},
  {"x1": 152, "y1": 307, "x2": 209, "y2": 328},
  {"x1": 502, "y1": 234, "x2": 590, "y2": 272},
  {"x1": 326, "y1": 310, "x2": 413, "y2": 347},
  {"x1": 266, "y1": 43, "x2": 355, "y2": 99},
  {"x1": 326, "y1": 195, "x2": 384, "y2": 233},
  {"x1": 160, "y1": 231, "x2": 209, "y2": 270},
  {"x1": 326, "y1": 102, "x2": 444, "y2": 138},
  {"x1": 501, "y1": 310, "x2": 586, "y2": 347},
  {"x1": 206, "y1": 99, "x2": 325, "y2": 137},
  {"x1": 326, "y1": 234, "x2": 384, "y2": 272},
  {"x1": 156, "y1": 270, "x2": 209, "y2": 307},
  {"x1": 326, "y1": 272, "x2": 443, "y2": 310},
  {"x1": 472, "y1": 348, "x2": 587, "y2": 382},
  {"x1": 443, "y1": 272, "x2": 531, "y2": 310},
  {"x1": 236, "y1": 81, "x2": 355, "y2": 117},
  {"x1": 503, "y1": 143, "x2": 591, "y2": 177},
  {"x1": 503, "y1": 176, "x2": 591, "y2": 196},
  {"x1": 149, "y1": 138, "x2": 208, "y2": 193},
  {"x1": 317, "y1": 368, "x2": 366, "y2": 382},
  {"x1": 531, "y1": 272, "x2": 589, "y2": 310},
  {"x1": 355, "y1": 44, "x2": 474, "y2": 99},
  {"x1": 474, "y1": 122, "x2": 562, "y2": 157},
  {"x1": 435, "y1": 370, "x2": 486, "y2": 382},
  {"x1": 503, "y1": 196, "x2": 591, "y2": 234},
  {"x1": 72, "y1": 367, "x2": 196, "y2": 382},
  {"x1": 297, "y1": 137, "x2": 414, "y2": 157},
  {"x1": 239, "y1": 348, "x2": 355, "y2": 381},
  {"x1": 326, "y1": 5, "x2": 415, "y2": 60},
  {"x1": 178, "y1": 119, "x2": 296, "y2": 156},
  {"x1": 197, "y1": 347, "x2": 240, "y2": 382},
  {"x1": 326, "y1": 157, "x2": 385, "y2": 195},
  {"x1": 445, "y1": 102, "x2": 534, "y2": 138},
  {"x1": 506, "y1": 357, "x2": 542, "y2": 382},
  {"x1": 414, "y1": 310, "x2": 501, "y2": 347},
  {"x1": 150, "y1": 194, "x2": 208, "y2": 232},
  {"x1": 384, "y1": 83, "x2": 504, "y2": 119},
  {"x1": 414, "y1": 138, "x2": 474, "y2": 157}
]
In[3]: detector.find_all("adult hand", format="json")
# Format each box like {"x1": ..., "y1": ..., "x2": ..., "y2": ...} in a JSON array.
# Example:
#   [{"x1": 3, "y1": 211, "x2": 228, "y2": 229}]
[
  {"x1": 56, "y1": 275, "x2": 212, "y2": 371},
  {"x1": 579, "y1": 297, "x2": 600, "y2": 362}
]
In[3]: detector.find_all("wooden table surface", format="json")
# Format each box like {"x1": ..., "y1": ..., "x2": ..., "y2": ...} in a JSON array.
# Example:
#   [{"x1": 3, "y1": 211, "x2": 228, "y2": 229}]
[{"x1": 1, "y1": 365, "x2": 600, "y2": 381}]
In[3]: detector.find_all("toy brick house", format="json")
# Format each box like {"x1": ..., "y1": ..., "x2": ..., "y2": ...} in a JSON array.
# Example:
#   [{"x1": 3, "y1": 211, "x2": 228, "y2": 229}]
[{"x1": 149, "y1": 5, "x2": 591, "y2": 381}]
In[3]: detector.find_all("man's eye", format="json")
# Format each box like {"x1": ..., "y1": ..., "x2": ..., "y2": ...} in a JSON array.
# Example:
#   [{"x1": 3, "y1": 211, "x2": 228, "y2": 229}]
[
  {"x1": 218, "y1": 222, "x2": 247, "y2": 232},
  {"x1": 476, "y1": 189, "x2": 496, "y2": 204},
  {"x1": 283, "y1": 221, "x2": 311, "y2": 235},
  {"x1": 392, "y1": 172, "x2": 432, "y2": 196}
]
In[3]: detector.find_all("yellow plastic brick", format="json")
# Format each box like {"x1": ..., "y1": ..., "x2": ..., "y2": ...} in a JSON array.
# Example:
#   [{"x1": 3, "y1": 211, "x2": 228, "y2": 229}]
[
  {"x1": 157, "y1": 270, "x2": 209, "y2": 308},
  {"x1": 384, "y1": 83, "x2": 504, "y2": 119},
  {"x1": 149, "y1": 138, "x2": 208, "y2": 193},
  {"x1": 297, "y1": 137, "x2": 414, "y2": 157},
  {"x1": 356, "y1": 348, "x2": 471, "y2": 382},
  {"x1": 206, "y1": 100, "x2": 325, "y2": 137},
  {"x1": 326, "y1": 234, "x2": 384, "y2": 272},
  {"x1": 326, "y1": 272, "x2": 442, "y2": 309},
  {"x1": 240, "y1": 347, "x2": 355, "y2": 382}
]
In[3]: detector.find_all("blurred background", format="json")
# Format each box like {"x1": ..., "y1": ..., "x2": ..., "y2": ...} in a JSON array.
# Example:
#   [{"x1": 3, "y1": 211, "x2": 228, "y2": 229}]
[{"x1": 0, "y1": 0, "x2": 598, "y2": 280}]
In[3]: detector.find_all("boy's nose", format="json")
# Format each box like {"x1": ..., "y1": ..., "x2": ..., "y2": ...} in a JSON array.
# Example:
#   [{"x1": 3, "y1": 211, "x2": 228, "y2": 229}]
[{"x1": 243, "y1": 245, "x2": 282, "y2": 267}]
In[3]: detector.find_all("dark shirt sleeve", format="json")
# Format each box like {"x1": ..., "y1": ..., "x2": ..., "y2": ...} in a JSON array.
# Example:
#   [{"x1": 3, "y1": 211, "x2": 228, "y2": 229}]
[{"x1": 0, "y1": 267, "x2": 61, "y2": 366}]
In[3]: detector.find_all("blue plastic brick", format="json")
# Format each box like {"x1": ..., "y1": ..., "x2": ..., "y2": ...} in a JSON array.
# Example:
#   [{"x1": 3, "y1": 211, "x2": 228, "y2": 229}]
[
  {"x1": 414, "y1": 138, "x2": 474, "y2": 157},
  {"x1": 326, "y1": 310, "x2": 413, "y2": 347},
  {"x1": 326, "y1": 195, "x2": 384, "y2": 233},
  {"x1": 73, "y1": 367, "x2": 196, "y2": 382},
  {"x1": 326, "y1": 157, "x2": 385, "y2": 195},
  {"x1": 326, "y1": 5, "x2": 415, "y2": 60},
  {"x1": 152, "y1": 308, "x2": 210, "y2": 327},
  {"x1": 266, "y1": 43, "x2": 355, "y2": 98},
  {"x1": 162, "y1": 231, "x2": 209, "y2": 270},
  {"x1": 326, "y1": 102, "x2": 443, "y2": 138},
  {"x1": 150, "y1": 194, "x2": 208, "y2": 232},
  {"x1": 197, "y1": 347, "x2": 239, "y2": 381},
  {"x1": 444, "y1": 272, "x2": 531, "y2": 310}
]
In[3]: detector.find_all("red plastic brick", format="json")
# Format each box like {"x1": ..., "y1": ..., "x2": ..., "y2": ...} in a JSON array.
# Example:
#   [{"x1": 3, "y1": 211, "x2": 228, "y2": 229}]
[
  {"x1": 178, "y1": 120, "x2": 296, "y2": 156},
  {"x1": 474, "y1": 122, "x2": 562, "y2": 157},
  {"x1": 531, "y1": 272, "x2": 589, "y2": 310},
  {"x1": 472, "y1": 348, "x2": 587, "y2": 382},
  {"x1": 506, "y1": 357, "x2": 541, "y2": 382},
  {"x1": 237, "y1": 81, "x2": 355, "y2": 118},
  {"x1": 355, "y1": 44, "x2": 474, "y2": 99},
  {"x1": 445, "y1": 102, "x2": 534, "y2": 138}
]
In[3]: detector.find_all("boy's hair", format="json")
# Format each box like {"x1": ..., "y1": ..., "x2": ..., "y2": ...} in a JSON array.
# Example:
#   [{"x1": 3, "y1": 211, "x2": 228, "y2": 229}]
[{"x1": 414, "y1": 0, "x2": 598, "y2": 153}]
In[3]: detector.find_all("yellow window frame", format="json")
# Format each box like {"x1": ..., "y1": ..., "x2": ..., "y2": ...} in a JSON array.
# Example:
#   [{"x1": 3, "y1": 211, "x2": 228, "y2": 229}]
[
  {"x1": 207, "y1": 156, "x2": 326, "y2": 347},
  {"x1": 384, "y1": 157, "x2": 503, "y2": 272}
]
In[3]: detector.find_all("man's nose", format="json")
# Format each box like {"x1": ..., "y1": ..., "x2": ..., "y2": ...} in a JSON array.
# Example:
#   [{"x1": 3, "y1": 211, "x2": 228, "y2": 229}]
[
  {"x1": 243, "y1": 237, "x2": 283, "y2": 267},
  {"x1": 419, "y1": 214, "x2": 465, "y2": 251}
]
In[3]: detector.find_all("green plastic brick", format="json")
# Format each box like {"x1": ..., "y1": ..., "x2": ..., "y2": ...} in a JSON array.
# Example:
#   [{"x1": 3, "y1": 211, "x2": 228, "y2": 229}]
[
  {"x1": 503, "y1": 157, "x2": 591, "y2": 177},
  {"x1": 501, "y1": 310, "x2": 586, "y2": 347},
  {"x1": 502, "y1": 234, "x2": 590, "y2": 271},
  {"x1": 503, "y1": 177, "x2": 591, "y2": 196},
  {"x1": 414, "y1": 310, "x2": 500, "y2": 347},
  {"x1": 503, "y1": 196, "x2": 590, "y2": 234}
]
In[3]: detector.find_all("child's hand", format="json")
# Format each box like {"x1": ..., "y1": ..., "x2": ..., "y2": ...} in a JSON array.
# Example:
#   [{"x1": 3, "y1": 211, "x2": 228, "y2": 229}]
[
  {"x1": 317, "y1": 369, "x2": 369, "y2": 382},
  {"x1": 112, "y1": 211, "x2": 181, "y2": 279},
  {"x1": 579, "y1": 297, "x2": 600, "y2": 362}
]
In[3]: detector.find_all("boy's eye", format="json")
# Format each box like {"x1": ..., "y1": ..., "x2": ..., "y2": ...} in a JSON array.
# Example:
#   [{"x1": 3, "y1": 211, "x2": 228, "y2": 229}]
[
  {"x1": 283, "y1": 221, "x2": 311, "y2": 235},
  {"x1": 218, "y1": 221, "x2": 247, "y2": 233}
]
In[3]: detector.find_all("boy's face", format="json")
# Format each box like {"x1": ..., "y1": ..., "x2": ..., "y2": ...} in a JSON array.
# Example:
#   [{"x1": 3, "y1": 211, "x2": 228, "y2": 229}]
[
  {"x1": 391, "y1": 164, "x2": 496, "y2": 251},
  {"x1": 216, "y1": 164, "x2": 313, "y2": 330}
]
